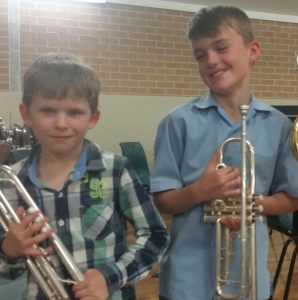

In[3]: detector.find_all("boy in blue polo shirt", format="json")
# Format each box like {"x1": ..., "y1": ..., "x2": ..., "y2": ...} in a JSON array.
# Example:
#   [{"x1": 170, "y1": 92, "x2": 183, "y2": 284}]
[
  {"x1": 0, "y1": 53, "x2": 169, "y2": 300},
  {"x1": 151, "y1": 5, "x2": 298, "y2": 300}
]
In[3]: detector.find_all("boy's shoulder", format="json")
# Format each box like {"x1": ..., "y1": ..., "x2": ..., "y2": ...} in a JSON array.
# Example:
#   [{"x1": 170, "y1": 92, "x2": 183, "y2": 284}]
[
  {"x1": 253, "y1": 98, "x2": 292, "y2": 121},
  {"x1": 86, "y1": 139, "x2": 123, "y2": 159},
  {"x1": 100, "y1": 150, "x2": 126, "y2": 167},
  {"x1": 166, "y1": 96, "x2": 204, "y2": 119},
  {"x1": 85, "y1": 140, "x2": 127, "y2": 170}
]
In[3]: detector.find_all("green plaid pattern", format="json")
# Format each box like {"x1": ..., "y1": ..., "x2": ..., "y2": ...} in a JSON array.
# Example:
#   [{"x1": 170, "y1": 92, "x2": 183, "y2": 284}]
[{"x1": 0, "y1": 140, "x2": 169, "y2": 300}]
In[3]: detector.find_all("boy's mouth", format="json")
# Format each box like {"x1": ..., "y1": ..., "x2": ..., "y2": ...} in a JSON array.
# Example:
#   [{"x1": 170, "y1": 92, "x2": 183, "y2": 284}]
[
  {"x1": 210, "y1": 68, "x2": 226, "y2": 79},
  {"x1": 51, "y1": 135, "x2": 72, "y2": 140}
]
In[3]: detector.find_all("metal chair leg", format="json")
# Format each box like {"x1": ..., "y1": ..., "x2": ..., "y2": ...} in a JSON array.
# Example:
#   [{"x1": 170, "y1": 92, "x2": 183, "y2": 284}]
[
  {"x1": 270, "y1": 237, "x2": 294, "y2": 299},
  {"x1": 283, "y1": 245, "x2": 298, "y2": 300}
]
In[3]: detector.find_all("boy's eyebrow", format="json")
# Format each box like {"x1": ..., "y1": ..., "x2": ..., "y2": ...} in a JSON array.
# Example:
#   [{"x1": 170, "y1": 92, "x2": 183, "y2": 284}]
[{"x1": 193, "y1": 37, "x2": 231, "y2": 54}]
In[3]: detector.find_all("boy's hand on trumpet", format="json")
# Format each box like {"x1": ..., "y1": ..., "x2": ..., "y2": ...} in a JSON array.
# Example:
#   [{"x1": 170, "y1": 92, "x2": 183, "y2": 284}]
[
  {"x1": 198, "y1": 150, "x2": 242, "y2": 202},
  {"x1": 72, "y1": 268, "x2": 109, "y2": 300},
  {"x1": 201, "y1": 150, "x2": 243, "y2": 237},
  {"x1": 220, "y1": 217, "x2": 241, "y2": 238},
  {"x1": 1, "y1": 206, "x2": 53, "y2": 258}
]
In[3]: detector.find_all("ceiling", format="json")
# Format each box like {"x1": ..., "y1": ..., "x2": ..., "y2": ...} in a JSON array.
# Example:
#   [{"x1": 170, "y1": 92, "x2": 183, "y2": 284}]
[{"x1": 160, "y1": 0, "x2": 298, "y2": 16}]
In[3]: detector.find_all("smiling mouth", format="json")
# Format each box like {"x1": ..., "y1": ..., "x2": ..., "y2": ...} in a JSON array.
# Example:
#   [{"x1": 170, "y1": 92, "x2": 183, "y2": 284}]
[
  {"x1": 51, "y1": 136, "x2": 71, "y2": 140},
  {"x1": 210, "y1": 69, "x2": 225, "y2": 78}
]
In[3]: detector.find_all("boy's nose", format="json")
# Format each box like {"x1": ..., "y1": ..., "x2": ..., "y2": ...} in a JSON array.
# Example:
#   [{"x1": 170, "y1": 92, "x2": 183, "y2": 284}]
[
  {"x1": 206, "y1": 52, "x2": 219, "y2": 65},
  {"x1": 54, "y1": 114, "x2": 68, "y2": 128}
]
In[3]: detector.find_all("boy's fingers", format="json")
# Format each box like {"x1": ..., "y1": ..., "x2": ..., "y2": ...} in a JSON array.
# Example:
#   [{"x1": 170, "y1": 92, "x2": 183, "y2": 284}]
[
  {"x1": 220, "y1": 217, "x2": 241, "y2": 231},
  {"x1": 27, "y1": 216, "x2": 48, "y2": 233},
  {"x1": 15, "y1": 206, "x2": 25, "y2": 218},
  {"x1": 21, "y1": 228, "x2": 52, "y2": 252},
  {"x1": 44, "y1": 246, "x2": 54, "y2": 255},
  {"x1": 19, "y1": 211, "x2": 40, "y2": 227},
  {"x1": 208, "y1": 150, "x2": 221, "y2": 169}
]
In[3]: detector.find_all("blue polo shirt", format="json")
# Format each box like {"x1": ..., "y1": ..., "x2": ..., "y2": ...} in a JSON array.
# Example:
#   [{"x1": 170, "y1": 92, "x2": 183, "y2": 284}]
[{"x1": 150, "y1": 92, "x2": 298, "y2": 300}]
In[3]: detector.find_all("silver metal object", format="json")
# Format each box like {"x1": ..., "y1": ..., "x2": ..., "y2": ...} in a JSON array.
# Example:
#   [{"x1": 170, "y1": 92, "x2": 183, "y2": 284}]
[
  {"x1": 204, "y1": 105, "x2": 263, "y2": 300},
  {"x1": 0, "y1": 165, "x2": 84, "y2": 300}
]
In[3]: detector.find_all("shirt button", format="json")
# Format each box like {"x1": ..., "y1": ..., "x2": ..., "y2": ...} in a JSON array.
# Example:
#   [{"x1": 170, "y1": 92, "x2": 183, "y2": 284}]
[{"x1": 58, "y1": 219, "x2": 65, "y2": 227}]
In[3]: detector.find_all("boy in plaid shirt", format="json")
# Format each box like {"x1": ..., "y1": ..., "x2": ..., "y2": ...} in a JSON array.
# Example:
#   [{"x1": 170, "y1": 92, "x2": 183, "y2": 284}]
[{"x1": 0, "y1": 53, "x2": 169, "y2": 300}]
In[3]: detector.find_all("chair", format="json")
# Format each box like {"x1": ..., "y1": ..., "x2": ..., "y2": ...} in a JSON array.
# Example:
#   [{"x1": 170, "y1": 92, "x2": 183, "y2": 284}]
[
  {"x1": 268, "y1": 211, "x2": 298, "y2": 300},
  {"x1": 119, "y1": 142, "x2": 150, "y2": 192}
]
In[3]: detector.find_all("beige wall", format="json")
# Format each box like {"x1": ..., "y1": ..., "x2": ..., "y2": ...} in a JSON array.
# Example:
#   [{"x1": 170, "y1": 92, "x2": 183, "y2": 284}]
[
  {"x1": 0, "y1": 92, "x2": 187, "y2": 167},
  {"x1": 2, "y1": 92, "x2": 298, "y2": 168},
  {"x1": 89, "y1": 94, "x2": 187, "y2": 167}
]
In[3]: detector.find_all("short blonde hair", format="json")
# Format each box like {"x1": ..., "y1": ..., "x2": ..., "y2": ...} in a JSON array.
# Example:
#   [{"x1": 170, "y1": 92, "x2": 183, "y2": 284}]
[{"x1": 22, "y1": 53, "x2": 100, "y2": 113}]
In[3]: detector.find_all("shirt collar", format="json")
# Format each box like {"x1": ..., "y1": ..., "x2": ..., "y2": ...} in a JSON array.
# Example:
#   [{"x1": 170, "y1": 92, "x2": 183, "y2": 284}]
[
  {"x1": 193, "y1": 90, "x2": 218, "y2": 109},
  {"x1": 193, "y1": 90, "x2": 272, "y2": 114},
  {"x1": 19, "y1": 139, "x2": 106, "y2": 187}
]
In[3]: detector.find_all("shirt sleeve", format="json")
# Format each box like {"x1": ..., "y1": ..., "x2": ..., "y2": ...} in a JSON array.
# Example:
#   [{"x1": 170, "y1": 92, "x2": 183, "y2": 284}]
[
  {"x1": 150, "y1": 113, "x2": 185, "y2": 193},
  {"x1": 269, "y1": 119, "x2": 298, "y2": 197},
  {"x1": 0, "y1": 234, "x2": 27, "y2": 279},
  {"x1": 97, "y1": 158, "x2": 169, "y2": 294}
]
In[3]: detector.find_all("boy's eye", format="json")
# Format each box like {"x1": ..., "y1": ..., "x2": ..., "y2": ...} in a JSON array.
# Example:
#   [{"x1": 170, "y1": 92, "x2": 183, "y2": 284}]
[
  {"x1": 215, "y1": 42, "x2": 229, "y2": 52},
  {"x1": 68, "y1": 110, "x2": 84, "y2": 116},
  {"x1": 40, "y1": 108, "x2": 55, "y2": 115},
  {"x1": 217, "y1": 46, "x2": 228, "y2": 52},
  {"x1": 194, "y1": 53, "x2": 205, "y2": 62}
]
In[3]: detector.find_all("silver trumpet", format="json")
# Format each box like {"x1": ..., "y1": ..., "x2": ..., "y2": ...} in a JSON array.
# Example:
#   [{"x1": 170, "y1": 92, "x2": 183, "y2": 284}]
[
  {"x1": 204, "y1": 105, "x2": 263, "y2": 300},
  {"x1": 0, "y1": 164, "x2": 84, "y2": 300}
]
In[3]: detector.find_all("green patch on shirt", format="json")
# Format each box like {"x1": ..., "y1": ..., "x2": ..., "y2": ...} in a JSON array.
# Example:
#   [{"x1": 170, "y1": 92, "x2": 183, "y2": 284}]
[{"x1": 81, "y1": 173, "x2": 110, "y2": 199}]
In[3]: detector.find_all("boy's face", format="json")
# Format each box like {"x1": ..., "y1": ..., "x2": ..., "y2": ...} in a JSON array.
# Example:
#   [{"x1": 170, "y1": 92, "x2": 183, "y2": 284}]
[
  {"x1": 191, "y1": 25, "x2": 260, "y2": 97},
  {"x1": 19, "y1": 96, "x2": 99, "y2": 157}
]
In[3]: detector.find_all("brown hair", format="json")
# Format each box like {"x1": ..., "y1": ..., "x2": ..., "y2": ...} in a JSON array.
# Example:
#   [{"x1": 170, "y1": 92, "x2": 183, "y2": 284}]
[
  {"x1": 187, "y1": 5, "x2": 254, "y2": 46},
  {"x1": 22, "y1": 53, "x2": 100, "y2": 113}
]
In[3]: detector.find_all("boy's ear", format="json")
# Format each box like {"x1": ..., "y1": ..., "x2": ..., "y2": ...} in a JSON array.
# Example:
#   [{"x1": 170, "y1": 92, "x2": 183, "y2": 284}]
[
  {"x1": 249, "y1": 40, "x2": 261, "y2": 67},
  {"x1": 19, "y1": 103, "x2": 32, "y2": 126},
  {"x1": 88, "y1": 109, "x2": 100, "y2": 129}
]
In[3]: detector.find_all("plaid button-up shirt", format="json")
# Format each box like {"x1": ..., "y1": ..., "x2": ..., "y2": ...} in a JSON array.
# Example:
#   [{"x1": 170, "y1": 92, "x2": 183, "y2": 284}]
[{"x1": 0, "y1": 140, "x2": 169, "y2": 300}]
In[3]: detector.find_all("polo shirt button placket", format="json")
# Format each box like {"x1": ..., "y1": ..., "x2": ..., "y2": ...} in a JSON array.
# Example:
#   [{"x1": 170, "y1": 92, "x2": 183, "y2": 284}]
[
  {"x1": 58, "y1": 219, "x2": 65, "y2": 227},
  {"x1": 56, "y1": 191, "x2": 66, "y2": 233}
]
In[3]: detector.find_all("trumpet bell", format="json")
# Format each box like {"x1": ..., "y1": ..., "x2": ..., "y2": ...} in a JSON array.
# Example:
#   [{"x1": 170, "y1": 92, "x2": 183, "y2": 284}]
[{"x1": 291, "y1": 117, "x2": 298, "y2": 161}]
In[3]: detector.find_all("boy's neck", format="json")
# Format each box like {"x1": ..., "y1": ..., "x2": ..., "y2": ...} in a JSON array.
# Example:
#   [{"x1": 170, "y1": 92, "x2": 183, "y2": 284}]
[
  {"x1": 214, "y1": 89, "x2": 251, "y2": 123},
  {"x1": 37, "y1": 148, "x2": 82, "y2": 191}
]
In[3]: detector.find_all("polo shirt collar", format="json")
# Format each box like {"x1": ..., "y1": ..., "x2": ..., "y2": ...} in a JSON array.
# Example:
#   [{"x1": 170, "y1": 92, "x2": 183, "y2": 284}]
[
  {"x1": 194, "y1": 90, "x2": 271, "y2": 115},
  {"x1": 19, "y1": 139, "x2": 106, "y2": 187}
]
